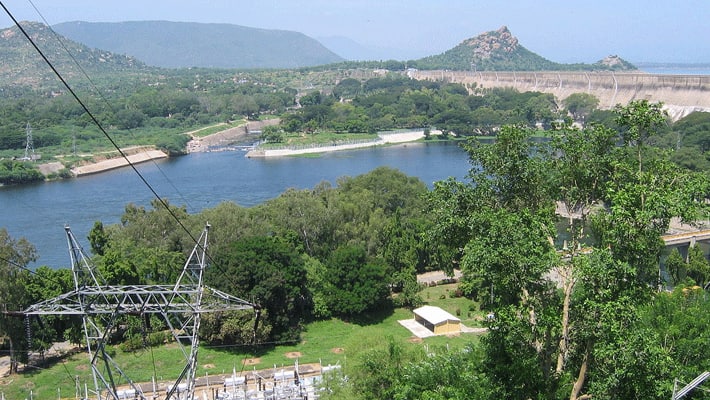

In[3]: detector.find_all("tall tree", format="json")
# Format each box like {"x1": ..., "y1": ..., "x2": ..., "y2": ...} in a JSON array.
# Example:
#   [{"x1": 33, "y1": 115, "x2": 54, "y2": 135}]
[
  {"x1": 0, "y1": 229, "x2": 36, "y2": 374},
  {"x1": 324, "y1": 245, "x2": 389, "y2": 316},
  {"x1": 207, "y1": 235, "x2": 309, "y2": 341},
  {"x1": 429, "y1": 102, "x2": 710, "y2": 399}
]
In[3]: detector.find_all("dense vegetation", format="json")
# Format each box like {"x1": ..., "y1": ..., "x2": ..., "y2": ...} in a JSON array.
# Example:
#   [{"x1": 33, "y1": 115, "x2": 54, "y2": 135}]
[
  {"x1": 3, "y1": 18, "x2": 709, "y2": 399},
  {"x1": 2, "y1": 101, "x2": 710, "y2": 399}
]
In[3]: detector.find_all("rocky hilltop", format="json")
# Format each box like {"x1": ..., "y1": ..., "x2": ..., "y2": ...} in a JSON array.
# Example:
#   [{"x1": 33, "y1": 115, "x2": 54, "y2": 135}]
[
  {"x1": 594, "y1": 55, "x2": 637, "y2": 70},
  {"x1": 412, "y1": 26, "x2": 637, "y2": 71},
  {"x1": 464, "y1": 25, "x2": 520, "y2": 59}
]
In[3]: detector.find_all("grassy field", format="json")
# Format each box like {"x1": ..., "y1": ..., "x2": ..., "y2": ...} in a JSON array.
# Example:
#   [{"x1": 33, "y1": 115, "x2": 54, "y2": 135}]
[
  {"x1": 259, "y1": 132, "x2": 379, "y2": 149},
  {"x1": 187, "y1": 120, "x2": 246, "y2": 138},
  {"x1": 0, "y1": 284, "x2": 485, "y2": 399}
]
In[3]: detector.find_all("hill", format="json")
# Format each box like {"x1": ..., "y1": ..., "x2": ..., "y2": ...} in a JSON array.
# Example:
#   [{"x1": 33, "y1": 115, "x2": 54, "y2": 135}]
[
  {"x1": 53, "y1": 21, "x2": 344, "y2": 69},
  {"x1": 0, "y1": 21, "x2": 147, "y2": 89},
  {"x1": 412, "y1": 26, "x2": 637, "y2": 71}
]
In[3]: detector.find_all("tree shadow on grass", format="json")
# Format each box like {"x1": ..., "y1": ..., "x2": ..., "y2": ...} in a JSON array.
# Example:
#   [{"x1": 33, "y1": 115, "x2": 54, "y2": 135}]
[{"x1": 343, "y1": 302, "x2": 395, "y2": 327}]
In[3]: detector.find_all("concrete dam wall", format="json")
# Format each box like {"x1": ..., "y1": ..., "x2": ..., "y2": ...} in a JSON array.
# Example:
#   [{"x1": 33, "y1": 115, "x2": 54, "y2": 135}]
[{"x1": 409, "y1": 70, "x2": 710, "y2": 120}]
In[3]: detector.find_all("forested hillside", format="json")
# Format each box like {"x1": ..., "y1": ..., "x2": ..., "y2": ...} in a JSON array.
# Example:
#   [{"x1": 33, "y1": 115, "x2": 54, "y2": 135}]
[
  {"x1": 0, "y1": 21, "x2": 148, "y2": 91},
  {"x1": 53, "y1": 21, "x2": 344, "y2": 69}
]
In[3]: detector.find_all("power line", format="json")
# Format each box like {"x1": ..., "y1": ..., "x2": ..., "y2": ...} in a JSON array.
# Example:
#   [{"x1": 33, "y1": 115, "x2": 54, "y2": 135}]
[
  {"x1": 25, "y1": 0, "x2": 197, "y2": 213},
  {"x1": 0, "y1": 2, "x2": 204, "y2": 261}
]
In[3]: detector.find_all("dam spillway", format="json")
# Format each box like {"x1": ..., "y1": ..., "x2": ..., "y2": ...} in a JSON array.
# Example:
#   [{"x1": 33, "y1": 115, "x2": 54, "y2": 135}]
[{"x1": 409, "y1": 70, "x2": 710, "y2": 120}]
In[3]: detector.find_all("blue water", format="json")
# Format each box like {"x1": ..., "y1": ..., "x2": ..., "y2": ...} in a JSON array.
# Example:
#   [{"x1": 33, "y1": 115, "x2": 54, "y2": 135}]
[
  {"x1": 639, "y1": 66, "x2": 710, "y2": 75},
  {"x1": 0, "y1": 142, "x2": 471, "y2": 268}
]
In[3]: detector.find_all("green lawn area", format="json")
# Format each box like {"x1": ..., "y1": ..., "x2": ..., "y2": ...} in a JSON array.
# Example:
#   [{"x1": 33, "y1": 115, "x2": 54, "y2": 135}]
[
  {"x1": 0, "y1": 284, "x2": 484, "y2": 399},
  {"x1": 188, "y1": 120, "x2": 246, "y2": 138},
  {"x1": 259, "y1": 131, "x2": 379, "y2": 149}
]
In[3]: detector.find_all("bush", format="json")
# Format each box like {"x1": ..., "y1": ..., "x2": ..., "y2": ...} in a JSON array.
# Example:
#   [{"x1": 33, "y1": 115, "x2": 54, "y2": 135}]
[{"x1": 119, "y1": 331, "x2": 171, "y2": 352}]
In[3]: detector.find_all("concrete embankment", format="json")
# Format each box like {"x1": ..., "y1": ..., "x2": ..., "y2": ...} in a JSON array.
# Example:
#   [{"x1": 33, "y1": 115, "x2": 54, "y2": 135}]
[
  {"x1": 71, "y1": 149, "x2": 168, "y2": 176},
  {"x1": 409, "y1": 70, "x2": 710, "y2": 120},
  {"x1": 186, "y1": 119, "x2": 280, "y2": 153},
  {"x1": 246, "y1": 130, "x2": 428, "y2": 158}
]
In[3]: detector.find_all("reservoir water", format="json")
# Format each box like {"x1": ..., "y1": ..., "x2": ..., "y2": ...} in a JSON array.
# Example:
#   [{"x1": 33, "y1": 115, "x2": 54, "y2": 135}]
[{"x1": 1, "y1": 141, "x2": 470, "y2": 268}]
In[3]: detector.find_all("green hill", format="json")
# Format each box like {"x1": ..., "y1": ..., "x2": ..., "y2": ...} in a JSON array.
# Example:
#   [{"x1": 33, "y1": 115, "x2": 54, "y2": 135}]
[
  {"x1": 0, "y1": 21, "x2": 148, "y2": 90},
  {"x1": 412, "y1": 26, "x2": 637, "y2": 71},
  {"x1": 53, "y1": 21, "x2": 344, "y2": 69}
]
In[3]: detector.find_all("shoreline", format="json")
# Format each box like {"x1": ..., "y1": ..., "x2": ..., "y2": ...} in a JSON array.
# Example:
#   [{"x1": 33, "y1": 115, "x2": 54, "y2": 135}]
[
  {"x1": 246, "y1": 130, "x2": 434, "y2": 158},
  {"x1": 71, "y1": 149, "x2": 168, "y2": 176},
  {"x1": 34, "y1": 126, "x2": 430, "y2": 179}
]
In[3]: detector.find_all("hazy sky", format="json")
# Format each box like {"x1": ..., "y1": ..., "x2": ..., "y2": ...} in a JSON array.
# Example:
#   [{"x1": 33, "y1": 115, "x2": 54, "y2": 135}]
[{"x1": 1, "y1": 0, "x2": 708, "y2": 63}]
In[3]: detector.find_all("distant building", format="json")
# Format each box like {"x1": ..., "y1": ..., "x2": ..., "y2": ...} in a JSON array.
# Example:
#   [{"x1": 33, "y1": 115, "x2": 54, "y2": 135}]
[{"x1": 413, "y1": 305, "x2": 461, "y2": 335}]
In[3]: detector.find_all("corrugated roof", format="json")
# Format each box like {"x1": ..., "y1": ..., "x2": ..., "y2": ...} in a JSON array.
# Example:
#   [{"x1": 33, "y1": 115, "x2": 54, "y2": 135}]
[{"x1": 413, "y1": 305, "x2": 460, "y2": 325}]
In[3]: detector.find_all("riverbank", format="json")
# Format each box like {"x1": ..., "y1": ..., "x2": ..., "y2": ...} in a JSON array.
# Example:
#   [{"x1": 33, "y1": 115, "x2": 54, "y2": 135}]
[
  {"x1": 28, "y1": 120, "x2": 278, "y2": 179},
  {"x1": 71, "y1": 148, "x2": 168, "y2": 176},
  {"x1": 246, "y1": 130, "x2": 437, "y2": 158},
  {"x1": 186, "y1": 119, "x2": 279, "y2": 153}
]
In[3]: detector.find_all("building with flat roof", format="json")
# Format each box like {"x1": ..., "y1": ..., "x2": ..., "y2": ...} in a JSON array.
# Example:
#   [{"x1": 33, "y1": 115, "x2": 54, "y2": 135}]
[{"x1": 413, "y1": 305, "x2": 461, "y2": 335}]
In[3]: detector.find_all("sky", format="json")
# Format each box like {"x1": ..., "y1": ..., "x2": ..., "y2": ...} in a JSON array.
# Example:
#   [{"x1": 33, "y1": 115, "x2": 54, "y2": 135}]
[{"x1": 1, "y1": 0, "x2": 708, "y2": 63}]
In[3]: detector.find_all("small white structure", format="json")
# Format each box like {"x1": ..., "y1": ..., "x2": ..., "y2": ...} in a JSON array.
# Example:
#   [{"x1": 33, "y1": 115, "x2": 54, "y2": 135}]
[{"x1": 413, "y1": 305, "x2": 461, "y2": 335}]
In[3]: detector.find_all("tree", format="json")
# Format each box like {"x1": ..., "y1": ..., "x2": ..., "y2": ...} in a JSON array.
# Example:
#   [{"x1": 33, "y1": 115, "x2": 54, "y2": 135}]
[
  {"x1": 614, "y1": 99, "x2": 668, "y2": 174},
  {"x1": 332, "y1": 78, "x2": 362, "y2": 99},
  {"x1": 258, "y1": 186, "x2": 337, "y2": 258},
  {"x1": 260, "y1": 125, "x2": 284, "y2": 143},
  {"x1": 459, "y1": 208, "x2": 557, "y2": 305},
  {"x1": 299, "y1": 90, "x2": 323, "y2": 106},
  {"x1": 0, "y1": 229, "x2": 36, "y2": 374},
  {"x1": 324, "y1": 245, "x2": 390, "y2": 316},
  {"x1": 350, "y1": 338, "x2": 421, "y2": 400},
  {"x1": 547, "y1": 122, "x2": 617, "y2": 376},
  {"x1": 88, "y1": 220, "x2": 109, "y2": 256},
  {"x1": 640, "y1": 286, "x2": 710, "y2": 384},
  {"x1": 564, "y1": 93, "x2": 599, "y2": 122},
  {"x1": 462, "y1": 124, "x2": 554, "y2": 212},
  {"x1": 389, "y1": 345, "x2": 492, "y2": 400},
  {"x1": 23, "y1": 266, "x2": 74, "y2": 357},
  {"x1": 208, "y1": 235, "x2": 309, "y2": 341},
  {"x1": 664, "y1": 248, "x2": 687, "y2": 286},
  {"x1": 429, "y1": 102, "x2": 710, "y2": 399},
  {"x1": 594, "y1": 102, "x2": 710, "y2": 285},
  {"x1": 686, "y1": 244, "x2": 710, "y2": 285}
]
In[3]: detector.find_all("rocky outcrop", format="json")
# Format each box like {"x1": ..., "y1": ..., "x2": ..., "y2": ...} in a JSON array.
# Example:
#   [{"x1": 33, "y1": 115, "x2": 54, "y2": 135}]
[
  {"x1": 414, "y1": 26, "x2": 636, "y2": 72},
  {"x1": 463, "y1": 26, "x2": 519, "y2": 59}
]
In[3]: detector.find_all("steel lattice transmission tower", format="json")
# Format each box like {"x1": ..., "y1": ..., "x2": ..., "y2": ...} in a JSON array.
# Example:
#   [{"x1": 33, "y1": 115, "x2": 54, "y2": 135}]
[
  {"x1": 24, "y1": 224, "x2": 255, "y2": 400},
  {"x1": 22, "y1": 122, "x2": 35, "y2": 161}
]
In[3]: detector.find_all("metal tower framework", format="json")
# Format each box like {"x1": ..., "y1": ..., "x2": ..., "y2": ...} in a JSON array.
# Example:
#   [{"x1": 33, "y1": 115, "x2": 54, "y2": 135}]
[
  {"x1": 24, "y1": 224, "x2": 255, "y2": 400},
  {"x1": 22, "y1": 122, "x2": 35, "y2": 161}
]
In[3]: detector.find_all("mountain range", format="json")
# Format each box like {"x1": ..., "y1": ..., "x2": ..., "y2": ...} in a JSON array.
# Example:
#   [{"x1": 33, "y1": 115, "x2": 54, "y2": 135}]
[
  {"x1": 0, "y1": 21, "x2": 147, "y2": 89},
  {"x1": 0, "y1": 21, "x2": 636, "y2": 89},
  {"x1": 52, "y1": 21, "x2": 344, "y2": 69}
]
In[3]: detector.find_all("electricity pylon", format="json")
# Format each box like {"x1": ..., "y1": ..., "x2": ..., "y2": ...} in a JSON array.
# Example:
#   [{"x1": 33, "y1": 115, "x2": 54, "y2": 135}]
[
  {"x1": 24, "y1": 224, "x2": 255, "y2": 399},
  {"x1": 22, "y1": 122, "x2": 35, "y2": 161}
]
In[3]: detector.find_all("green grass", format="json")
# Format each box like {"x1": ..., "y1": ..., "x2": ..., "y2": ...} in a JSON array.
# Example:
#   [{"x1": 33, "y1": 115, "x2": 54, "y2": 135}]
[
  {"x1": 0, "y1": 284, "x2": 484, "y2": 399},
  {"x1": 260, "y1": 132, "x2": 379, "y2": 149},
  {"x1": 188, "y1": 120, "x2": 246, "y2": 138}
]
